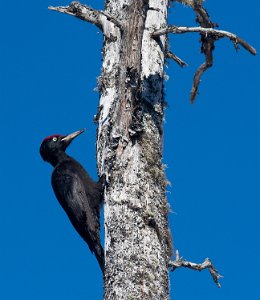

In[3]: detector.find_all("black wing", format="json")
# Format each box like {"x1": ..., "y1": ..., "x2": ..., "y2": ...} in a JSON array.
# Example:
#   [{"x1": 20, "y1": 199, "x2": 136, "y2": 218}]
[{"x1": 51, "y1": 164, "x2": 104, "y2": 271}]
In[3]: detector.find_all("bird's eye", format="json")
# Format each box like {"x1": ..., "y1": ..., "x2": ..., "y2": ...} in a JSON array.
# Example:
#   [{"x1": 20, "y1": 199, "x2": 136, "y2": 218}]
[{"x1": 52, "y1": 137, "x2": 58, "y2": 142}]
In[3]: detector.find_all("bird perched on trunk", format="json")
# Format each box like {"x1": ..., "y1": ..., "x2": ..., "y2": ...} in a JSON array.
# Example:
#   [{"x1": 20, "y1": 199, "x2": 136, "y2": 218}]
[{"x1": 40, "y1": 129, "x2": 105, "y2": 273}]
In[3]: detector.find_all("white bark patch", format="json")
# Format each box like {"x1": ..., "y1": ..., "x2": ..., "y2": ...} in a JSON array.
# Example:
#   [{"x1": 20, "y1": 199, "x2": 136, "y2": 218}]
[
  {"x1": 99, "y1": 88, "x2": 116, "y2": 124},
  {"x1": 142, "y1": 9, "x2": 166, "y2": 75}
]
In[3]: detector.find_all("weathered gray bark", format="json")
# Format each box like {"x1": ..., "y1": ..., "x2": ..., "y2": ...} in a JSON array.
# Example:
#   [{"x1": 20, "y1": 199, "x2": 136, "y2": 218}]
[{"x1": 97, "y1": 1, "x2": 172, "y2": 299}]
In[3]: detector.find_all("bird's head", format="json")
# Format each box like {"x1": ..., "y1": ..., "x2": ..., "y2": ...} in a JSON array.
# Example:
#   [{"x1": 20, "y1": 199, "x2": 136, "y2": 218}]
[{"x1": 40, "y1": 129, "x2": 85, "y2": 163}]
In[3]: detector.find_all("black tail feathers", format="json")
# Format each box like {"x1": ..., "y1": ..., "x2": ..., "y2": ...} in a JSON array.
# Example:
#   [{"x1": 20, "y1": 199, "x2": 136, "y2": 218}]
[{"x1": 94, "y1": 245, "x2": 105, "y2": 274}]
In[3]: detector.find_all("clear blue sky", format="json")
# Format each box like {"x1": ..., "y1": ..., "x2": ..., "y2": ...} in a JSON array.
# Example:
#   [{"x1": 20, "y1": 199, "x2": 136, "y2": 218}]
[{"x1": 0, "y1": 1, "x2": 259, "y2": 299}]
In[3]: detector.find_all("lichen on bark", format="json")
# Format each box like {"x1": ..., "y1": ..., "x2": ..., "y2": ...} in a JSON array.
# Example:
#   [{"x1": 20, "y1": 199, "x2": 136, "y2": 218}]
[{"x1": 96, "y1": 0, "x2": 172, "y2": 299}]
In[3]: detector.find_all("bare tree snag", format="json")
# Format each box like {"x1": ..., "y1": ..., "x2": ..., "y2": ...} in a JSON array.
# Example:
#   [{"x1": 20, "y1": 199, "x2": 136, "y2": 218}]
[
  {"x1": 97, "y1": 1, "x2": 172, "y2": 299},
  {"x1": 49, "y1": 1, "x2": 172, "y2": 299},
  {"x1": 48, "y1": 0, "x2": 255, "y2": 299}
]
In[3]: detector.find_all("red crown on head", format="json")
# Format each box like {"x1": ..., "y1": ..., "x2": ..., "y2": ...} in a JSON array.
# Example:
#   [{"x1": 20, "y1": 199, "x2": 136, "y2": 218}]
[{"x1": 41, "y1": 134, "x2": 62, "y2": 145}]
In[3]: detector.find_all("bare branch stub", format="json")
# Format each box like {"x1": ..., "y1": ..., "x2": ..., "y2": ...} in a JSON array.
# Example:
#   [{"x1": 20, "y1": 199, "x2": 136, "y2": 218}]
[
  {"x1": 48, "y1": 2, "x2": 102, "y2": 29},
  {"x1": 48, "y1": 1, "x2": 122, "y2": 32},
  {"x1": 166, "y1": 51, "x2": 188, "y2": 67},
  {"x1": 169, "y1": 250, "x2": 223, "y2": 288}
]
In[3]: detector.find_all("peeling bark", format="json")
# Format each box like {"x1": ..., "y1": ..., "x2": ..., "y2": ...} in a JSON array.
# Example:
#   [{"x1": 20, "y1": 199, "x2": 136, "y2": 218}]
[{"x1": 97, "y1": 1, "x2": 172, "y2": 299}]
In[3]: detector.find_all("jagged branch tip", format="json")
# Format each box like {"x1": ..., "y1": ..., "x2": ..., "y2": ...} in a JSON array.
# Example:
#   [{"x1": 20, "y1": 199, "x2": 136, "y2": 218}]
[
  {"x1": 169, "y1": 250, "x2": 223, "y2": 288},
  {"x1": 48, "y1": 1, "x2": 122, "y2": 34},
  {"x1": 166, "y1": 51, "x2": 188, "y2": 67}
]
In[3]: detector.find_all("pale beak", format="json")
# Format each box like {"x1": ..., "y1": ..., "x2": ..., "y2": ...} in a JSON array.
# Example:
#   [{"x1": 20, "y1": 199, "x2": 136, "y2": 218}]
[{"x1": 61, "y1": 129, "x2": 85, "y2": 143}]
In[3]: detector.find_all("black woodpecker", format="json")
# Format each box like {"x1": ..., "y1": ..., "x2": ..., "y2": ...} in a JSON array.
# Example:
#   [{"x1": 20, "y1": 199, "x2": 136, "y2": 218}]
[{"x1": 40, "y1": 129, "x2": 105, "y2": 273}]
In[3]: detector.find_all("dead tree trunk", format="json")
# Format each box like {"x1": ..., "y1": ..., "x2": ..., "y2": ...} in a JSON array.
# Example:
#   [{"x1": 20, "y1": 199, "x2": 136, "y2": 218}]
[
  {"x1": 48, "y1": 1, "x2": 172, "y2": 298},
  {"x1": 97, "y1": 1, "x2": 171, "y2": 299},
  {"x1": 49, "y1": 0, "x2": 255, "y2": 298}
]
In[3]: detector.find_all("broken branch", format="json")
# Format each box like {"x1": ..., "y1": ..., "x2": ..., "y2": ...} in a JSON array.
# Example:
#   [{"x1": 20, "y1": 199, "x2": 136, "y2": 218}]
[
  {"x1": 48, "y1": 1, "x2": 122, "y2": 32},
  {"x1": 166, "y1": 51, "x2": 188, "y2": 67},
  {"x1": 169, "y1": 250, "x2": 223, "y2": 288},
  {"x1": 152, "y1": 26, "x2": 256, "y2": 55},
  {"x1": 49, "y1": 2, "x2": 103, "y2": 29}
]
